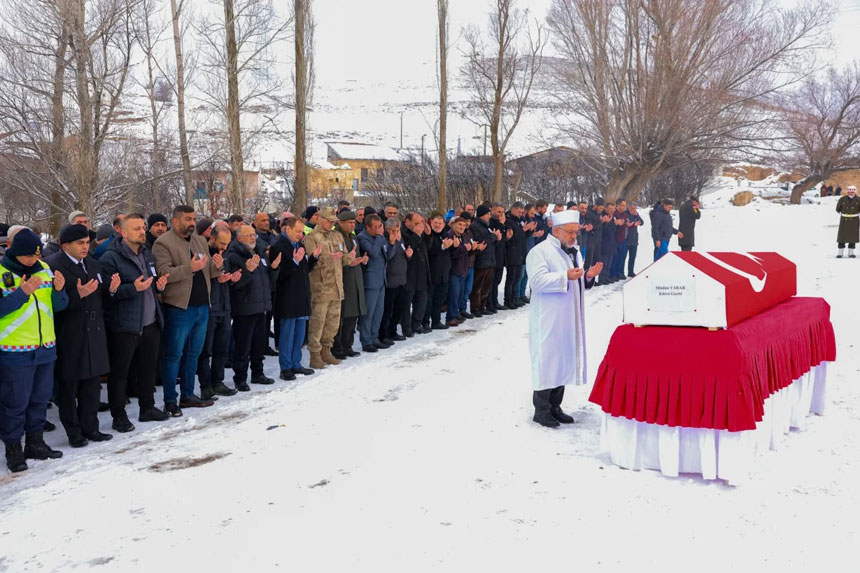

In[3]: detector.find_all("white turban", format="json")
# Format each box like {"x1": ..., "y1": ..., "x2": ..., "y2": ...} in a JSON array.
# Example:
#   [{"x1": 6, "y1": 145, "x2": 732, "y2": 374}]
[{"x1": 551, "y1": 209, "x2": 580, "y2": 226}]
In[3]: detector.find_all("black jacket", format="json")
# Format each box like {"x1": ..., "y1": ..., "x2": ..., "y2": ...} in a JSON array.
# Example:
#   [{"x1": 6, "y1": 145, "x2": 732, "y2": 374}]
[
  {"x1": 426, "y1": 229, "x2": 452, "y2": 285},
  {"x1": 505, "y1": 212, "x2": 527, "y2": 266},
  {"x1": 470, "y1": 217, "x2": 497, "y2": 269},
  {"x1": 45, "y1": 252, "x2": 110, "y2": 379},
  {"x1": 270, "y1": 234, "x2": 318, "y2": 319},
  {"x1": 489, "y1": 217, "x2": 507, "y2": 270},
  {"x1": 403, "y1": 226, "x2": 429, "y2": 291},
  {"x1": 678, "y1": 200, "x2": 700, "y2": 247},
  {"x1": 651, "y1": 205, "x2": 678, "y2": 243},
  {"x1": 226, "y1": 240, "x2": 272, "y2": 316},
  {"x1": 208, "y1": 244, "x2": 232, "y2": 316},
  {"x1": 99, "y1": 238, "x2": 164, "y2": 335}
]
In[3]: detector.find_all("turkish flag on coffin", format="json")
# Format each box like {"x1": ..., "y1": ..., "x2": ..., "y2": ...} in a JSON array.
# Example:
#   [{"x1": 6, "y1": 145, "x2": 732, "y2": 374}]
[{"x1": 622, "y1": 252, "x2": 797, "y2": 329}]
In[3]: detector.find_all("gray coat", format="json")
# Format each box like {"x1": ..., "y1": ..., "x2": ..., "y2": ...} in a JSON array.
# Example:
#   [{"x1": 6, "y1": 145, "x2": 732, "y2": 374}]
[
  {"x1": 337, "y1": 227, "x2": 366, "y2": 318},
  {"x1": 385, "y1": 239, "x2": 408, "y2": 288},
  {"x1": 356, "y1": 230, "x2": 388, "y2": 290}
]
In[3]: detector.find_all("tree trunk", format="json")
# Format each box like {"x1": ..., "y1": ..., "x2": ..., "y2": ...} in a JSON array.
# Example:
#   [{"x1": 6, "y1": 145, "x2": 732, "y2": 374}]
[
  {"x1": 437, "y1": 0, "x2": 448, "y2": 211},
  {"x1": 294, "y1": 0, "x2": 308, "y2": 212},
  {"x1": 143, "y1": 10, "x2": 161, "y2": 213},
  {"x1": 223, "y1": 0, "x2": 246, "y2": 214},
  {"x1": 621, "y1": 171, "x2": 654, "y2": 203},
  {"x1": 49, "y1": 25, "x2": 69, "y2": 236},
  {"x1": 67, "y1": 0, "x2": 95, "y2": 216},
  {"x1": 604, "y1": 166, "x2": 639, "y2": 202},
  {"x1": 790, "y1": 175, "x2": 822, "y2": 204},
  {"x1": 492, "y1": 146, "x2": 505, "y2": 204},
  {"x1": 170, "y1": 0, "x2": 193, "y2": 206}
]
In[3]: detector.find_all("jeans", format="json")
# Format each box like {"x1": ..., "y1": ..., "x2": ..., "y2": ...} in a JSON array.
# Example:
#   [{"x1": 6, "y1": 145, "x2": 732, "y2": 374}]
[
  {"x1": 447, "y1": 275, "x2": 465, "y2": 320},
  {"x1": 515, "y1": 266, "x2": 529, "y2": 298},
  {"x1": 0, "y1": 359, "x2": 54, "y2": 443},
  {"x1": 161, "y1": 304, "x2": 209, "y2": 405},
  {"x1": 599, "y1": 250, "x2": 614, "y2": 282},
  {"x1": 611, "y1": 243, "x2": 628, "y2": 278},
  {"x1": 626, "y1": 244, "x2": 638, "y2": 276},
  {"x1": 359, "y1": 286, "x2": 385, "y2": 346},
  {"x1": 461, "y1": 268, "x2": 474, "y2": 314},
  {"x1": 278, "y1": 317, "x2": 308, "y2": 371},
  {"x1": 198, "y1": 312, "x2": 231, "y2": 390}
]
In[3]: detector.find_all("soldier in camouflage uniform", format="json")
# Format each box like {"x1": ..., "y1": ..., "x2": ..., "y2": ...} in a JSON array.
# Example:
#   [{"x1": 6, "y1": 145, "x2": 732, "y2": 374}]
[{"x1": 303, "y1": 207, "x2": 358, "y2": 368}]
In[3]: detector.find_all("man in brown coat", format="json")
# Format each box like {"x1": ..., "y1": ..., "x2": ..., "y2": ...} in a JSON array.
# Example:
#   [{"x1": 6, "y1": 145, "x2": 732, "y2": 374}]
[
  {"x1": 153, "y1": 205, "x2": 224, "y2": 417},
  {"x1": 836, "y1": 185, "x2": 859, "y2": 258},
  {"x1": 303, "y1": 207, "x2": 358, "y2": 368}
]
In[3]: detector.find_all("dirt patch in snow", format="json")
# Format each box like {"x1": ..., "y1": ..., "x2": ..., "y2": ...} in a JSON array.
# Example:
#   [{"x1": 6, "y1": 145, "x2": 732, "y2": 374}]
[{"x1": 146, "y1": 452, "x2": 230, "y2": 473}]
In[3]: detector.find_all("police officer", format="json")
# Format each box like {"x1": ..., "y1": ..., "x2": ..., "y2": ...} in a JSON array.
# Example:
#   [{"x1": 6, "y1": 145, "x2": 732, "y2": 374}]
[{"x1": 0, "y1": 229, "x2": 69, "y2": 473}]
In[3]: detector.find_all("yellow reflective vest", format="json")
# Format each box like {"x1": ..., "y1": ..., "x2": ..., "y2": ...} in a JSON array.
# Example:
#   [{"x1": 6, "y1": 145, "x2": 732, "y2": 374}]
[{"x1": 0, "y1": 260, "x2": 57, "y2": 352}]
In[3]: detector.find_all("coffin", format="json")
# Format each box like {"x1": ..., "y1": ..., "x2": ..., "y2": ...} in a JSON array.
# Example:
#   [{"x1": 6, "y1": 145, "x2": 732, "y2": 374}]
[{"x1": 622, "y1": 252, "x2": 797, "y2": 328}]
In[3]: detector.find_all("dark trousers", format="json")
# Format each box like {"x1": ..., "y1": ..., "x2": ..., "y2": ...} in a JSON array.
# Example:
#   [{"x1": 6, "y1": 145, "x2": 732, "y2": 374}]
[
  {"x1": 231, "y1": 313, "x2": 266, "y2": 382},
  {"x1": 680, "y1": 245, "x2": 693, "y2": 252},
  {"x1": 198, "y1": 312, "x2": 231, "y2": 390},
  {"x1": 533, "y1": 386, "x2": 565, "y2": 414},
  {"x1": 0, "y1": 360, "x2": 54, "y2": 444},
  {"x1": 381, "y1": 285, "x2": 405, "y2": 339},
  {"x1": 504, "y1": 264, "x2": 522, "y2": 305},
  {"x1": 585, "y1": 240, "x2": 600, "y2": 270},
  {"x1": 611, "y1": 243, "x2": 628, "y2": 278},
  {"x1": 490, "y1": 266, "x2": 504, "y2": 309},
  {"x1": 58, "y1": 375, "x2": 101, "y2": 439},
  {"x1": 470, "y1": 267, "x2": 494, "y2": 312},
  {"x1": 599, "y1": 250, "x2": 614, "y2": 281},
  {"x1": 108, "y1": 324, "x2": 160, "y2": 418},
  {"x1": 626, "y1": 244, "x2": 638, "y2": 276},
  {"x1": 333, "y1": 314, "x2": 359, "y2": 355},
  {"x1": 402, "y1": 288, "x2": 428, "y2": 333},
  {"x1": 838, "y1": 242, "x2": 856, "y2": 248},
  {"x1": 426, "y1": 281, "x2": 448, "y2": 326}
]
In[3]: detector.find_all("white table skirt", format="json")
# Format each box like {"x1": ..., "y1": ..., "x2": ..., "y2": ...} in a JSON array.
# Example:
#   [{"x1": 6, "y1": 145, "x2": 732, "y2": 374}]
[{"x1": 598, "y1": 363, "x2": 828, "y2": 485}]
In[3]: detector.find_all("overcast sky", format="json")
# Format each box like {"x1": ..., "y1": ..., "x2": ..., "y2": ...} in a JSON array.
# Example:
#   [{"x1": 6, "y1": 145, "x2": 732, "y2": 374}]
[{"x1": 309, "y1": 0, "x2": 860, "y2": 87}]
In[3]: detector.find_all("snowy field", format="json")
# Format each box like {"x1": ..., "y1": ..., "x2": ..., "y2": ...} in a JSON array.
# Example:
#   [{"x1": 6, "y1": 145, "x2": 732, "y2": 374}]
[{"x1": 1, "y1": 182, "x2": 858, "y2": 572}]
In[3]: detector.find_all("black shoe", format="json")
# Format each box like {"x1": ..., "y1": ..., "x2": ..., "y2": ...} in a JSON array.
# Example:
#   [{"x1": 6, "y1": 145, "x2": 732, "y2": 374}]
[
  {"x1": 404, "y1": 331, "x2": 415, "y2": 338},
  {"x1": 69, "y1": 435, "x2": 89, "y2": 448},
  {"x1": 83, "y1": 431, "x2": 113, "y2": 442},
  {"x1": 551, "y1": 407, "x2": 575, "y2": 424},
  {"x1": 345, "y1": 349, "x2": 361, "y2": 357},
  {"x1": 179, "y1": 394, "x2": 215, "y2": 407},
  {"x1": 24, "y1": 432, "x2": 63, "y2": 460},
  {"x1": 212, "y1": 382, "x2": 238, "y2": 397},
  {"x1": 293, "y1": 366, "x2": 315, "y2": 375},
  {"x1": 264, "y1": 346, "x2": 279, "y2": 357},
  {"x1": 483, "y1": 308, "x2": 497, "y2": 315},
  {"x1": 331, "y1": 351, "x2": 347, "y2": 360},
  {"x1": 280, "y1": 370, "x2": 296, "y2": 381},
  {"x1": 164, "y1": 403, "x2": 183, "y2": 417},
  {"x1": 522, "y1": 296, "x2": 530, "y2": 304},
  {"x1": 200, "y1": 387, "x2": 220, "y2": 402},
  {"x1": 250, "y1": 375, "x2": 275, "y2": 385},
  {"x1": 378, "y1": 339, "x2": 394, "y2": 348},
  {"x1": 432, "y1": 323, "x2": 449, "y2": 330},
  {"x1": 98, "y1": 402, "x2": 110, "y2": 413},
  {"x1": 460, "y1": 312, "x2": 474, "y2": 320},
  {"x1": 362, "y1": 345, "x2": 379, "y2": 353},
  {"x1": 628, "y1": 273, "x2": 637, "y2": 278},
  {"x1": 43, "y1": 420, "x2": 56, "y2": 432},
  {"x1": 112, "y1": 414, "x2": 136, "y2": 432},
  {"x1": 5, "y1": 442, "x2": 27, "y2": 473},
  {"x1": 472, "y1": 310, "x2": 483, "y2": 317},
  {"x1": 532, "y1": 412, "x2": 560, "y2": 428},
  {"x1": 235, "y1": 381, "x2": 251, "y2": 392},
  {"x1": 420, "y1": 325, "x2": 432, "y2": 334},
  {"x1": 139, "y1": 407, "x2": 169, "y2": 422},
  {"x1": 392, "y1": 334, "x2": 407, "y2": 341}
]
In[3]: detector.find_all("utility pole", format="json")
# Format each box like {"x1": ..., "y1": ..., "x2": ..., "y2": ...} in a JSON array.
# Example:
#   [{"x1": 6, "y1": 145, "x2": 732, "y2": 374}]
[
  {"x1": 483, "y1": 124, "x2": 487, "y2": 156},
  {"x1": 421, "y1": 134, "x2": 426, "y2": 167},
  {"x1": 400, "y1": 111, "x2": 404, "y2": 151}
]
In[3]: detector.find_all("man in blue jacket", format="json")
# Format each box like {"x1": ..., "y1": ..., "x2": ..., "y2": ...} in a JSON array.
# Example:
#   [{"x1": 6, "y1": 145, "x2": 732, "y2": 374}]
[
  {"x1": 356, "y1": 214, "x2": 390, "y2": 352},
  {"x1": 650, "y1": 198, "x2": 683, "y2": 261}
]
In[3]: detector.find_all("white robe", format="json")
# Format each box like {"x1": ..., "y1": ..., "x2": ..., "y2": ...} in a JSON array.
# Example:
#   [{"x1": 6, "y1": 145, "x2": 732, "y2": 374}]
[{"x1": 525, "y1": 234, "x2": 589, "y2": 391}]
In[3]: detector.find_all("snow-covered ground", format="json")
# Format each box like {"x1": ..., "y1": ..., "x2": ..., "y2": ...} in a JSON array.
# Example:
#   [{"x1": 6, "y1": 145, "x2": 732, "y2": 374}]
[{"x1": 1, "y1": 184, "x2": 859, "y2": 572}]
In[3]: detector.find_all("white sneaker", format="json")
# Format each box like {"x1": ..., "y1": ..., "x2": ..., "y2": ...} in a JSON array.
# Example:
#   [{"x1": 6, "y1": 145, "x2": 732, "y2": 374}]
[{"x1": 837, "y1": 248, "x2": 844, "y2": 258}]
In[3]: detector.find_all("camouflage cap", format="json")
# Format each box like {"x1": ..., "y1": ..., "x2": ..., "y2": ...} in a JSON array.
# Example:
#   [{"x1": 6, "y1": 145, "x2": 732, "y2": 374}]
[{"x1": 318, "y1": 207, "x2": 338, "y2": 222}]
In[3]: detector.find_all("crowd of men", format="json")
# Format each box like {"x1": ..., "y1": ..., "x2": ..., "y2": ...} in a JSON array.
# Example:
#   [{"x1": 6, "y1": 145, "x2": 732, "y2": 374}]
[{"x1": 0, "y1": 195, "x2": 693, "y2": 473}]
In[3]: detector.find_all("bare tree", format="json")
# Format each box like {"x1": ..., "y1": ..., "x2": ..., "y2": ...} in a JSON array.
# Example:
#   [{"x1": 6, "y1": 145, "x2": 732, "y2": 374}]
[
  {"x1": 781, "y1": 64, "x2": 860, "y2": 203},
  {"x1": 169, "y1": 0, "x2": 194, "y2": 203},
  {"x1": 461, "y1": 0, "x2": 545, "y2": 203},
  {"x1": 437, "y1": 0, "x2": 449, "y2": 211},
  {"x1": 293, "y1": 0, "x2": 315, "y2": 212},
  {"x1": 547, "y1": 0, "x2": 833, "y2": 203}
]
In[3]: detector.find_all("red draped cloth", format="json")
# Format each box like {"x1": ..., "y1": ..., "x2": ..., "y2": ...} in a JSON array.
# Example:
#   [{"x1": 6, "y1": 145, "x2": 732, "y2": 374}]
[{"x1": 588, "y1": 297, "x2": 836, "y2": 432}]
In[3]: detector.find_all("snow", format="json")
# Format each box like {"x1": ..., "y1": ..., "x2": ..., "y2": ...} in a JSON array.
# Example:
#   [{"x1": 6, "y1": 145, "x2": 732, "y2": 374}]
[
  {"x1": 2, "y1": 190, "x2": 859, "y2": 571},
  {"x1": 326, "y1": 141, "x2": 406, "y2": 162}
]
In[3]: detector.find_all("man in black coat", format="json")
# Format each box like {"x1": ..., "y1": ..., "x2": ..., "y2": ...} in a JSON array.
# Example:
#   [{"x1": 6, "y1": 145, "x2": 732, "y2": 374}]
[
  {"x1": 583, "y1": 199, "x2": 604, "y2": 271},
  {"x1": 402, "y1": 212, "x2": 430, "y2": 335},
  {"x1": 651, "y1": 198, "x2": 682, "y2": 261},
  {"x1": 270, "y1": 217, "x2": 321, "y2": 380},
  {"x1": 46, "y1": 224, "x2": 120, "y2": 447},
  {"x1": 197, "y1": 226, "x2": 241, "y2": 400},
  {"x1": 226, "y1": 225, "x2": 275, "y2": 390},
  {"x1": 100, "y1": 214, "x2": 170, "y2": 431},
  {"x1": 504, "y1": 202, "x2": 527, "y2": 308},
  {"x1": 678, "y1": 196, "x2": 701, "y2": 251},
  {"x1": 469, "y1": 205, "x2": 499, "y2": 315},
  {"x1": 488, "y1": 204, "x2": 508, "y2": 311},
  {"x1": 425, "y1": 212, "x2": 454, "y2": 329}
]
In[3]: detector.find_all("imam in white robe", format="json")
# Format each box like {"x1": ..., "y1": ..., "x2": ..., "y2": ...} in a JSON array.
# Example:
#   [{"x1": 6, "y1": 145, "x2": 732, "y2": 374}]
[{"x1": 525, "y1": 234, "x2": 591, "y2": 391}]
